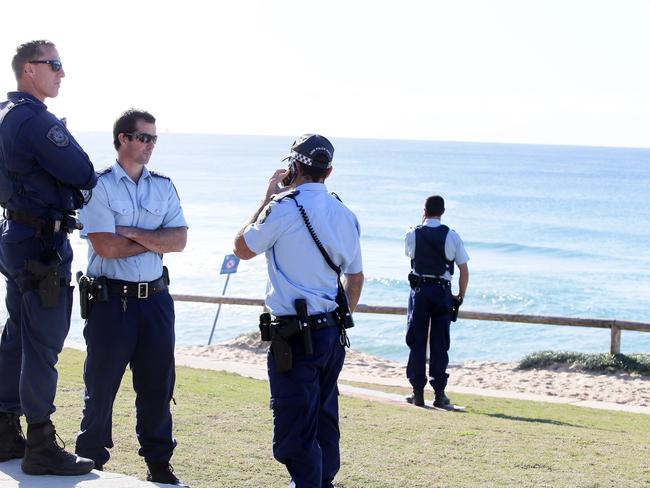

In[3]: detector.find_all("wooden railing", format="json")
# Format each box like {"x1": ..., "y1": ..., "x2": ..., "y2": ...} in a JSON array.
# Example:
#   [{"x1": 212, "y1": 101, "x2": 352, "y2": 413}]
[{"x1": 171, "y1": 294, "x2": 650, "y2": 354}]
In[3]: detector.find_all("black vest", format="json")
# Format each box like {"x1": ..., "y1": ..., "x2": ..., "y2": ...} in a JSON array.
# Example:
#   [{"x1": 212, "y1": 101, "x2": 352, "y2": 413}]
[
  {"x1": 0, "y1": 98, "x2": 34, "y2": 205},
  {"x1": 411, "y1": 225, "x2": 454, "y2": 277}
]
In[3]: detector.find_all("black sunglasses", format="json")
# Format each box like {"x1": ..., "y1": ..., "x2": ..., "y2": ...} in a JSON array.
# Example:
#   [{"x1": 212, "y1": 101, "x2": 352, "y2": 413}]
[
  {"x1": 29, "y1": 60, "x2": 63, "y2": 72},
  {"x1": 124, "y1": 132, "x2": 158, "y2": 144}
]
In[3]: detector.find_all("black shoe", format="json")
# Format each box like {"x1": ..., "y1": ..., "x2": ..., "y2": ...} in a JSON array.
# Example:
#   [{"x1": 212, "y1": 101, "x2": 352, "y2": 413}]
[
  {"x1": 406, "y1": 389, "x2": 425, "y2": 407},
  {"x1": 94, "y1": 464, "x2": 103, "y2": 471},
  {"x1": 146, "y1": 461, "x2": 190, "y2": 487},
  {"x1": 433, "y1": 391, "x2": 451, "y2": 408},
  {"x1": 21, "y1": 421, "x2": 95, "y2": 476},
  {"x1": 0, "y1": 412, "x2": 25, "y2": 461}
]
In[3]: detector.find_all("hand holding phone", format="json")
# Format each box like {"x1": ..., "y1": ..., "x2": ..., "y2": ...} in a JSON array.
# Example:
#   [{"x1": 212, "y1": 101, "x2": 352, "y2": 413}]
[{"x1": 281, "y1": 160, "x2": 296, "y2": 187}]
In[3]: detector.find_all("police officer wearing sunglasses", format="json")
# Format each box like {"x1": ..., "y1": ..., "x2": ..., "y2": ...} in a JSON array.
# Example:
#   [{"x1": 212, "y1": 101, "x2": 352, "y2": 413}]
[
  {"x1": 74, "y1": 109, "x2": 189, "y2": 486},
  {"x1": 0, "y1": 40, "x2": 97, "y2": 475},
  {"x1": 234, "y1": 134, "x2": 364, "y2": 488}
]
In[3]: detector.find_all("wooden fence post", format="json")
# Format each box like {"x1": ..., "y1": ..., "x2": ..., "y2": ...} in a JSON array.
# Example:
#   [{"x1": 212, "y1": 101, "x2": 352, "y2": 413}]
[{"x1": 610, "y1": 324, "x2": 621, "y2": 355}]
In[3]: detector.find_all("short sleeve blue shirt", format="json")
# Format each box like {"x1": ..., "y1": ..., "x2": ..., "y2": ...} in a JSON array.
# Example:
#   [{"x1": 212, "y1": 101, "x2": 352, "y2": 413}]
[
  {"x1": 79, "y1": 161, "x2": 187, "y2": 282},
  {"x1": 243, "y1": 182, "x2": 362, "y2": 316}
]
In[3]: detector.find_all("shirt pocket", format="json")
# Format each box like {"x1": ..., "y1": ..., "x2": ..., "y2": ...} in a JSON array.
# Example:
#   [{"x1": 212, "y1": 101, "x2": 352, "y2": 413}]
[
  {"x1": 140, "y1": 196, "x2": 168, "y2": 229},
  {"x1": 107, "y1": 199, "x2": 134, "y2": 227}
]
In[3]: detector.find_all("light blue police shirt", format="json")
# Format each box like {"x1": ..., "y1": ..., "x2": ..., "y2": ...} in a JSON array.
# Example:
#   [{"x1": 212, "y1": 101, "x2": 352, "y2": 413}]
[
  {"x1": 79, "y1": 161, "x2": 187, "y2": 282},
  {"x1": 405, "y1": 218, "x2": 469, "y2": 281},
  {"x1": 243, "y1": 182, "x2": 362, "y2": 317}
]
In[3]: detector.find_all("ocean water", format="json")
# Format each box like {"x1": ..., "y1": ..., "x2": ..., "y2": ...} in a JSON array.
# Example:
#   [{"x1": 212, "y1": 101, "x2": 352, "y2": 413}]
[{"x1": 2, "y1": 134, "x2": 650, "y2": 363}]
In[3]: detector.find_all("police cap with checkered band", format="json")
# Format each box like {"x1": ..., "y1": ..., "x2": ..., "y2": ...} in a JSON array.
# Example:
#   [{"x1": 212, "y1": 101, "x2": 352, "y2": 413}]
[{"x1": 286, "y1": 134, "x2": 334, "y2": 169}]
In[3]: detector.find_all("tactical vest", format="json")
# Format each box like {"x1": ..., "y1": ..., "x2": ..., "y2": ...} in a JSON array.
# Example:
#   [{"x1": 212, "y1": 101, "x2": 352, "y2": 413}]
[
  {"x1": 411, "y1": 225, "x2": 454, "y2": 277},
  {"x1": 0, "y1": 98, "x2": 34, "y2": 206}
]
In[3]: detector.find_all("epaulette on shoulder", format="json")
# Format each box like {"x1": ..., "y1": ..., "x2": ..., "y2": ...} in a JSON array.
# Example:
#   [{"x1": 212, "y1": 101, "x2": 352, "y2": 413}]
[
  {"x1": 331, "y1": 192, "x2": 342, "y2": 202},
  {"x1": 97, "y1": 167, "x2": 113, "y2": 177},
  {"x1": 271, "y1": 189, "x2": 300, "y2": 203},
  {"x1": 149, "y1": 170, "x2": 170, "y2": 180}
]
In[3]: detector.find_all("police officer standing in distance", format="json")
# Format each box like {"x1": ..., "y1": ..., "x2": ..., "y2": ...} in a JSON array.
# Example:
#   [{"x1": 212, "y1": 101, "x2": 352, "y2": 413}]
[
  {"x1": 0, "y1": 40, "x2": 96, "y2": 475},
  {"x1": 234, "y1": 134, "x2": 364, "y2": 488},
  {"x1": 74, "y1": 109, "x2": 189, "y2": 486},
  {"x1": 405, "y1": 195, "x2": 469, "y2": 408}
]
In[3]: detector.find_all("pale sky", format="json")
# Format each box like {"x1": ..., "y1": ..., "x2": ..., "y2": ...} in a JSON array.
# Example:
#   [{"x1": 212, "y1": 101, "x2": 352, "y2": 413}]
[{"x1": 2, "y1": 0, "x2": 648, "y2": 148}]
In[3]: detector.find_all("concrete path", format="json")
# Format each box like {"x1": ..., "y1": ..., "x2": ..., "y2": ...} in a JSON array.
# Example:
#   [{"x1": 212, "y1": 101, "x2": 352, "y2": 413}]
[
  {"x1": 0, "y1": 460, "x2": 158, "y2": 487},
  {"x1": 174, "y1": 353, "x2": 650, "y2": 415}
]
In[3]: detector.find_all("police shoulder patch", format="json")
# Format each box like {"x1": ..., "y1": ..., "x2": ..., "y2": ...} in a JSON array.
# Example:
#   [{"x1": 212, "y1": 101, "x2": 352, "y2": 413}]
[
  {"x1": 81, "y1": 189, "x2": 92, "y2": 204},
  {"x1": 256, "y1": 203, "x2": 274, "y2": 224},
  {"x1": 46, "y1": 124, "x2": 69, "y2": 147},
  {"x1": 272, "y1": 189, "x2": 300, "y2": 203}
]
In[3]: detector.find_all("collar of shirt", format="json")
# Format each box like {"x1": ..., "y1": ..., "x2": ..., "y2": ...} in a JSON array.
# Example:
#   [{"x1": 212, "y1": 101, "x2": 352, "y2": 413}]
[
  {"x1": 424, "y1": 217, "x2": 442, "y2": 227},
  {"x1": 7, "y1": 91, "x2": 46, "y2": 108},
  {"x1": 110, "y1": 159, "x2": 151, "y2": 185},
  {"x1": 295, "y1": 182, "x2": 328, "y2": 192}
]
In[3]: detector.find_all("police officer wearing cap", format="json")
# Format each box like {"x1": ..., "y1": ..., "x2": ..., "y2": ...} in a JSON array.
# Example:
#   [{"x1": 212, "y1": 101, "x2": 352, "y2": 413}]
[
  {"x1": 0, "y1": 40, "x2": 97, "y2": 475},
  {"x1": 404, "y1": 195, "x2": 469, "y2": 408},
  {"x1": 234, "y1": 134, "x2": 364, "y2": 488},
  {"x1": 73, "y1": 109, "x2": 189, "y2": 486}
]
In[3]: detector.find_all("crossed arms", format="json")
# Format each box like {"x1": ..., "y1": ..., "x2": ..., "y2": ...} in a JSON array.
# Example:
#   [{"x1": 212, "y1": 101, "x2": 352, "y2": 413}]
[{"x1": 88, "y1": 226, "x2": 187, "y2": 258}]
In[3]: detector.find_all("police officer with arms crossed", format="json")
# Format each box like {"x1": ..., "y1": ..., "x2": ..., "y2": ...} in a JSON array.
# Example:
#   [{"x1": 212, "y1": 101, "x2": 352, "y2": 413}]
[
  {"x1": 405, "y1": 195, "x2": 469, "y2": 408},
  {"x1": 0, "y1": 40, "x2": 97, "y2": 475},
  {"x1": 73, "y1": 109, "x2": 189, "y2": 486},
  {"x1": 234, "y1": 134, "x2": 364, "y2": 488}
]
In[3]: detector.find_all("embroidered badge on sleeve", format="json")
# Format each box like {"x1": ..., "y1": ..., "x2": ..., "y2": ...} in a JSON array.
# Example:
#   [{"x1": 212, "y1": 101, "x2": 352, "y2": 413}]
[{"x1": 46, "y1": 124, "x2": 70, "y2": 147}]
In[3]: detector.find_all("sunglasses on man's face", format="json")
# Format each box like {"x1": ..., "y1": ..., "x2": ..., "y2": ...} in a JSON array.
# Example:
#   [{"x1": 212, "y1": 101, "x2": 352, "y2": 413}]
[
  {"x1": 29, "y1": 60, "x2": 63, "y2": 72},
  {"x1": 124, "y1": 132, "x2": 158, "y2": 144}
]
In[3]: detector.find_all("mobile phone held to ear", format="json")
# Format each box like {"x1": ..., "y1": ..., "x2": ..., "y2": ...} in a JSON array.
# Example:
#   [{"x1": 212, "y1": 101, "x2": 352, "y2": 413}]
[{"x1": 282, "y1": 161, "x2": 296, "y2": 187}]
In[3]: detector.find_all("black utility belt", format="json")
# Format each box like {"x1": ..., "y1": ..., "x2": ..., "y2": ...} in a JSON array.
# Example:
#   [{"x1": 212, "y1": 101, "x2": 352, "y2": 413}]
[
  {"x1": 3, "y1": 209, "x2": 81, "y2": 235},
  {"x1": 419, "y1": 277, "x2": 450, "y2": 287},
  {"x1": 408, "y1": 273, "x2": 451, "y2": 288},
  {"x1": 105, "y1": 276, "x2": 167, "y2": 299},
  {"x1": 274, "y1": 311, "x2": 339, "y2": 331}
]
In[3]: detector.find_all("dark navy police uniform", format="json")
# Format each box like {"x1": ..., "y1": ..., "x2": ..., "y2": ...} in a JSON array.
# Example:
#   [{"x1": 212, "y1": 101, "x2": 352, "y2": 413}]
[
  {"x1": 243, "y1": 183, "x2": 362, "y2": 488},
  {"x1": 74, "y1": 161, "x2": 187, "y2": 467},
  {"x1": 404, "y1": 219, "x2": 469, "y2": 394},
  {"x1": 0, "y1": 91, "x2": 96, "y2": 423}
]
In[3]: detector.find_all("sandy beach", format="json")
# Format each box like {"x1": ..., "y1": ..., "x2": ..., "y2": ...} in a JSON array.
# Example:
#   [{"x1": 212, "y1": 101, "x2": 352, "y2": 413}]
[{"x1": 176, "y1": 332, "x2": 650, "y2": 408}]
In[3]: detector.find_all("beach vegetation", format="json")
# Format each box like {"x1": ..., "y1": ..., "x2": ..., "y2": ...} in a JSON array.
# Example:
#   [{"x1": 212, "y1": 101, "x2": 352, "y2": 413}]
[
  {"x1": 48, "y1": 348, "x2": 650, "y2": 488},
  {"x1": 517, "y1": 351, "x2": 650, "y2": 375}
]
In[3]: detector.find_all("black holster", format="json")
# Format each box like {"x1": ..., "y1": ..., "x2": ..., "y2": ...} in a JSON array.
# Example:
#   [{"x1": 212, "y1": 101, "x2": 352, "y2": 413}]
[
  {"x1": 259, "y1": 312, "x2": 272, "y2": 341},
  {"x1": 451, "y1": 297, "x2": 463, "y2": 322},
  {"x1": 75, "y1": 273, "x2": 110, "y2": 319},
  {"x1": 76, "y1": 272, "x2": 91, "y2": 319},
  {"x1": 408, "y1": 272, "x2": 419, "y2": 289},
  {"x1": 270, "y1": 318, "x2": 301, "y2": 373},
  {"x1": 24, "y1": 259, "x2": 64, "y2": 308}
]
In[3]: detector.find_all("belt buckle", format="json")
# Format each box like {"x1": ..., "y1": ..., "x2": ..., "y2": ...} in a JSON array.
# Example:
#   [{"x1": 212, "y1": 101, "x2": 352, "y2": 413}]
[{"x1": 137, "y1": 282, "x2": 149, "y2": 299}]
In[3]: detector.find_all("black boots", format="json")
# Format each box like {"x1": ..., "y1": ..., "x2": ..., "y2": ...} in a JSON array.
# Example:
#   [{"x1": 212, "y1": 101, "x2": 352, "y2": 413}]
[
  {"x1": 21, "y1": 421, "x2": 95, "y2": 475},
  {"x1": 406, "y1": 389, "x2": 425, "y2": 407},
  {"x1": 146, "y1": 461, "x2": 190, "y2": 487},
  {"x1": 0, "y1": 412, "x2": 25, "y2": 461},
  {"x1": 434, "y1": 391, "x2": 452, "y2": 408}
]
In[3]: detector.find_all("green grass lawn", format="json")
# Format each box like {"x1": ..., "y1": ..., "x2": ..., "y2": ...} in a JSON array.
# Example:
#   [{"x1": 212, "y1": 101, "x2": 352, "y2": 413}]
[{"x1": 49, "y1": 348, "x2": 650, "y2": 487}]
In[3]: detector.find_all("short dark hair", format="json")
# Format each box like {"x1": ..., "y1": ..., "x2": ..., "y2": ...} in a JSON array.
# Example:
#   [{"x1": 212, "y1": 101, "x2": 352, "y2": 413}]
[
  {"x1": 424, "y1": 195, "x2": 445, "y2": 217},
  {"x1": 113, "y1": 109, "x2": 156, "y2": 150},
  {"x1": 12, "y1": 40, "x2": 55, "y2": 80},
  {"x1": 297, "y1": 161, "x2": 328, "y2": 182}
]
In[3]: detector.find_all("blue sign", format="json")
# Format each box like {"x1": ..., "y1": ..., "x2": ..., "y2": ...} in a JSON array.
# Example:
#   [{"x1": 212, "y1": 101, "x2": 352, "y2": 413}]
[{"x1": 220, "y1": 254, "x2": 240, "y2": 275}]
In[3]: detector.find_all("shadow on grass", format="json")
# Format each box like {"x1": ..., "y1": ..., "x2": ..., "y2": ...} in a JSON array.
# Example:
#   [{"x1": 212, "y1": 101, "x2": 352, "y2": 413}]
[{"x1": 485, "y1": 413, "x2": 585, "y2": 428}]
